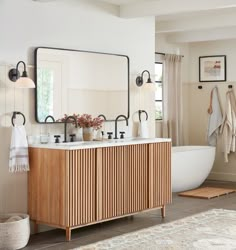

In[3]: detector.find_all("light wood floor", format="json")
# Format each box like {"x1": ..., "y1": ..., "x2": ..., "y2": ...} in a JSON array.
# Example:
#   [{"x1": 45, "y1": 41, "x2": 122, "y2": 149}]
[{"x1": 24, "y1": 180, "x2": 236, "y2": 250}]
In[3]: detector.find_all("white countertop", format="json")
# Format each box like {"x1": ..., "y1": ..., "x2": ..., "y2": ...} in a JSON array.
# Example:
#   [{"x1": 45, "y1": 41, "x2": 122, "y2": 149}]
[{"x1": 29, "y1": 137, "x2": 171, "y2": 150}]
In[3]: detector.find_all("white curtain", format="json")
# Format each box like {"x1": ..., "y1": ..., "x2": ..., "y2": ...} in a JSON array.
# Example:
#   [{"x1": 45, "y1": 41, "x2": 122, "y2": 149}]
[{"x1": 162, "y1": 54, "x2": 183, "y2": 146}]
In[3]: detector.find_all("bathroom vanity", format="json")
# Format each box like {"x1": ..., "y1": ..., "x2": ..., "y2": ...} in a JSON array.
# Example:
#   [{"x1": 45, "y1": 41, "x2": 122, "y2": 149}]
[{"x1": 28, "y1": 138, "x2": 171, "y2": 241}]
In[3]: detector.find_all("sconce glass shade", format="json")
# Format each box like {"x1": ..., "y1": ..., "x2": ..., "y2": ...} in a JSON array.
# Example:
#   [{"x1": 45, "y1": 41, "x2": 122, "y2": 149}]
[
  {"x1": 15, "y1": 76, "x2": 35, "y2": 88},
  {"x1": 8, "y1": 61, "x2": 35, "y2": 88},
  {"x1": 143, "y1": 81, "x2": 156, "y2": 91}
]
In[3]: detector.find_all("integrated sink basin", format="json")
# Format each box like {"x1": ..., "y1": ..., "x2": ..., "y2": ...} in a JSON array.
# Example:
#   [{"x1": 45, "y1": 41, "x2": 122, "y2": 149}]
[
  {"x1": 56, "y1": 138, "x2": 141, "y2": 146},
  {"x1": 109, "y1": 137, "x2": 145, "y2": 143},
  {"x1": 54, "y1": 138, "x2": 143, "y2": 147},
  {"x1": 56, "y1": 141, "x2": 87, "y2": 146}
]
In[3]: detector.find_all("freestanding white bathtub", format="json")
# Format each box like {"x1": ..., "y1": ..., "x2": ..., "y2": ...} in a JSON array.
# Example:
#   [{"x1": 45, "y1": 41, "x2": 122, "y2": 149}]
[{"x1": 172, "y1": 146, "x2": 216, "y2": 192}]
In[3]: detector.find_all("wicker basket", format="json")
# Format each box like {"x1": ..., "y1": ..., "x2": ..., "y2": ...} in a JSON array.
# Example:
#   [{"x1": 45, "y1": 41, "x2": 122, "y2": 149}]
[{"x1": 0, "y1": 213, "x2": 30, "y2": 249}]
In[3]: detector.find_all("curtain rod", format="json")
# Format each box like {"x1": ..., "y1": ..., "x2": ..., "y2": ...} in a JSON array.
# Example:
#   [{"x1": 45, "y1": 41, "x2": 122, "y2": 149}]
[{"x1": 155, "y1": 52, "x2": 184, "y2": 57}]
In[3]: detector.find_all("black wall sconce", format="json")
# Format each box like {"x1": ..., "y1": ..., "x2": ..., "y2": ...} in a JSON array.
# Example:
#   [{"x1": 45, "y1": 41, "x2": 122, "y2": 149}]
[
  {"x1": 136, "y1": 70, "x2": 154, "y2": 89},
  {"x1": 8, "y1": 61, "x2": 35, "y2": 88}
]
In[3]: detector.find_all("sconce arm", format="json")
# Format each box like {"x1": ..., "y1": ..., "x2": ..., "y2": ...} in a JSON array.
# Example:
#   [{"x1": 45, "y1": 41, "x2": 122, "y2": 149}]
[
  {"x1": 16, "y1": 61, "x2": 28, "y2": 77},
  {"x1": 141, "y1": 70, "x2": 151, "y2": 79}
]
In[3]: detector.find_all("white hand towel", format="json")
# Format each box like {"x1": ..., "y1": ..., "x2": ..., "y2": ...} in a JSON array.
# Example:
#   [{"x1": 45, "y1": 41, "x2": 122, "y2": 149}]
[
  {"x1": 9, "y1": 125, "x2": 29, "y2": 172},
  {"x1": 207, "y1": 87, "x2": 223, "y2": 146},
  {"x1": 138, "y1": 120, "x2": 149, "y2": 138}
]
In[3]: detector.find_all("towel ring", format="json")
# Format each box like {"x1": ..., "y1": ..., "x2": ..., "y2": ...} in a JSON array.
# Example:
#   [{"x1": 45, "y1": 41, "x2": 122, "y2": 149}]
[
  {"x1": 11, "y1": 111, "x2": 26, "y2": 126},
  {"x1": 138, "y1": 110, "x2": 148, "y2": 122}
]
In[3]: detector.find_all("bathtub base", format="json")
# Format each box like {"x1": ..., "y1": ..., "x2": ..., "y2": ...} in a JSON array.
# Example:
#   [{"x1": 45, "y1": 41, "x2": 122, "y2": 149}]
[{"x1": 172, "y1": 146, "x2": 216, "y2": 192}]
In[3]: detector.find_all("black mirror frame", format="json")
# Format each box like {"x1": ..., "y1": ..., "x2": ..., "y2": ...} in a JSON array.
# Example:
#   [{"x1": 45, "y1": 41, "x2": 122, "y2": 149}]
[{"x1": 34, "y1": 47, "x2": 130, "y2": 124}]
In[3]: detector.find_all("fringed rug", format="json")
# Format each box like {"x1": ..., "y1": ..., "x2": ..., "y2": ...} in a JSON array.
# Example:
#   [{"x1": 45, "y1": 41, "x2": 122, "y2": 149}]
[{"x1": 73, "y1": 209, "x2": 236, "y2": 250}]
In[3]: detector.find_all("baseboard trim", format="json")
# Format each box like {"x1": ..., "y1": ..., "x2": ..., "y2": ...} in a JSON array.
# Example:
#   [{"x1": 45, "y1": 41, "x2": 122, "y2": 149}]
[{"x1": 208, "y1": 172, "x2": 236, "y2": 182}]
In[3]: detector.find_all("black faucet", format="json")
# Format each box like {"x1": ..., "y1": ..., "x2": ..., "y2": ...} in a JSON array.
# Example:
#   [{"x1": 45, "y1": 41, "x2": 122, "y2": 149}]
[
  {"x1": 98, "y1": 114, "x2": 107, "y2": 121},
  {"x1": 114, "y1": 115, "x2": 128, "y2": 139},
  {"x1": 63, "y1": 116, "x2": 78, "y2": 143},
  {"x1": 44, "y1": 115, "x2": 55, "y2": 123}
]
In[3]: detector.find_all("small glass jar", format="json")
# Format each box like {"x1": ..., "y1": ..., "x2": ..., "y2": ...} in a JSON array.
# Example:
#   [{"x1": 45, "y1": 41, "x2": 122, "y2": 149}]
[{"x1": 40, "y1": 134, "x2": 50, "y2": 144}]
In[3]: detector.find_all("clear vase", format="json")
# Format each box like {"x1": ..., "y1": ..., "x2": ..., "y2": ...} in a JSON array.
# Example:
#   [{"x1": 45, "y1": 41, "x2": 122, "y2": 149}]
[{"x1": 82, "y1": 127, "x2": 94, "y2": 141}]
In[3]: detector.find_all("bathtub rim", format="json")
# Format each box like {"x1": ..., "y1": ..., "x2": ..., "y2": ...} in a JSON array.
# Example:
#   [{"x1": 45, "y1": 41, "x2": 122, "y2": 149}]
[{"x1": 172, "y1": 145, "x2": 216, "y2": 153}]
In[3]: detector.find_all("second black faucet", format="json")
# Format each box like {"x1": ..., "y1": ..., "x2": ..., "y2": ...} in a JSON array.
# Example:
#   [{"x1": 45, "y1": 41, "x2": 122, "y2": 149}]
[
  {"x1": 114, "y1": 115, "x2": 128, "y2": 139},
  {"x1": 63, "y1": 116, "x2": 78, "y2": 143}
]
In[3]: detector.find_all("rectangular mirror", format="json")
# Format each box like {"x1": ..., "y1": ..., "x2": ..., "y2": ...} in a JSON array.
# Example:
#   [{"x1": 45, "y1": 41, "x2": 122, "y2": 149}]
[{"x1": 35, "y1": 47, "x2": 130, "y2": 123}]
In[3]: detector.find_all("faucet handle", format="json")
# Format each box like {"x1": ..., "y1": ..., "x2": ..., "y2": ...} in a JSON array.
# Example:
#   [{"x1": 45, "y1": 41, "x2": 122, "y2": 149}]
[
  {"x1": 107, "y1": 132, "x2": 113, "y2": 139},
  {"x1": 69, "y1": 134, "x2": 76, "y2": 142},
  {"x1": 54, "y1": 135, "x2": 61, "y2": 143},
  {"x1": 119, "y1": 131, "x2": 125, "y2": 139}
]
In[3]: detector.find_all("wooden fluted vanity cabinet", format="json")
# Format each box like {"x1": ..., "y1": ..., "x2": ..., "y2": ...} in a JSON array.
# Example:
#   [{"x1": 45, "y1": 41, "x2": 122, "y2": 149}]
[{"x1": 28, "y1": 141, "x2": 171, "y2": 241}]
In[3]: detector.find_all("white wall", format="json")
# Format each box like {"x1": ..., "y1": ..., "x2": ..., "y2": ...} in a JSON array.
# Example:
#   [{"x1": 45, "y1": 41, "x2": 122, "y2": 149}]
[
  {"x1": 188, "y1": 39, "x2": 236, "y2": 182},
  {"x1": 0, "y1": 0, "x2": 155, "y2": 218}
]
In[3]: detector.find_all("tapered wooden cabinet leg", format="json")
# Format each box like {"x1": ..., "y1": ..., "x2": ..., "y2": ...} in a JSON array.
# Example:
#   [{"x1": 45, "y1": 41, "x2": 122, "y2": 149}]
[
  {"x1": 66, "y1": 227, "x2": 71, "y2": 241},
  {"x1": 161, "y1": 205, "x2": 166, "y2": 218},
  {"x1": 34, "y1": 221, "x2": 38, "y2": 234}
]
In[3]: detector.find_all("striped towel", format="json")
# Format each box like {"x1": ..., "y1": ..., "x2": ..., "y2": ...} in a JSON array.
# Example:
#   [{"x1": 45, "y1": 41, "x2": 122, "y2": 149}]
[{"x1": 9, "y1": 125, "x2": 29, "y2": 172}]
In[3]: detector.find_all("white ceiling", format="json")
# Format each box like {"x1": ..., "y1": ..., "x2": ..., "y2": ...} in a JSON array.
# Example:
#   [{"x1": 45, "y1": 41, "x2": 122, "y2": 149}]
[
  {"x1": 99, "y1": 0, "x2": 236, "y2": 43},
  {"x1": 100, "y1": 0, "x2": 157, "y2": 6}
]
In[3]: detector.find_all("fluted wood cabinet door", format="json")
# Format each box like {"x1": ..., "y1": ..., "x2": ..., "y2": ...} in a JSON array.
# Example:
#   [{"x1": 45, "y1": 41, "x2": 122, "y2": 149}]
[
  {"x1": 149, "y1": 142, "x2": 172, "y2": 208},
  {"x1": 96, "y1": 147, "x2": 126, "y2": 221},
  {"x1": 125, "y1": 144, "x2": 149, "y2": 214},
  {"x1": 28, "y1": 148, "x2": 97, "y2": 228},
  {"x1": 97, "y1": 144, "x2": 149, "y2": 220},
  {"x1": 28, "y1": 148, "x2": 67, "y2": 227},
  {"x1": 66, "y1": 149, "x2": 96, "y2": 227}
]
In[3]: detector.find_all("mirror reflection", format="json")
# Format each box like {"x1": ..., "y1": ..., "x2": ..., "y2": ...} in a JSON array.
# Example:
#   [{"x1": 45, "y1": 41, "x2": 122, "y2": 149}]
[{"x1": 35, "y1": 47, "x2": 129, "y2": 123}]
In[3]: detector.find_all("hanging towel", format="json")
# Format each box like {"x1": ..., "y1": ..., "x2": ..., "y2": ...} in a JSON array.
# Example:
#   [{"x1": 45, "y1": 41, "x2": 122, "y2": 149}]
[
  {"x1": 138, "y1": 120, "x2": 149, "y2": 138},
  {"x1": 207, "y1": 87, "x2": 223, "y2": 146},
  {"x1": 220, "y1": 90, "x2": 236, "y2": 162},
  {"x1": 9, "y1": 125, "x2": 29, "y2": 172}
]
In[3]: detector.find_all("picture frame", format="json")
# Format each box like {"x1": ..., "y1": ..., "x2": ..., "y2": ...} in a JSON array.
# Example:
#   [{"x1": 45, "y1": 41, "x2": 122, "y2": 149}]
[{"x1": 199, "y1": 55, "x2": 226, "y2": 82}]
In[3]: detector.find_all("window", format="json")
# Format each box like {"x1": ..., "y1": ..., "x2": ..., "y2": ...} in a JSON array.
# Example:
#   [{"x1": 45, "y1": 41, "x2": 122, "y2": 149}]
[{"x1": 155, "y1": 62, "x2": 163, "y2": 120}]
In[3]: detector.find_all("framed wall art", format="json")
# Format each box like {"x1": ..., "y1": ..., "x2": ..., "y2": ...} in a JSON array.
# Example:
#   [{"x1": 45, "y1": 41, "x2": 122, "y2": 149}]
[{"x1": 199, "y1": 55, "x2": 226, "y2": 82}]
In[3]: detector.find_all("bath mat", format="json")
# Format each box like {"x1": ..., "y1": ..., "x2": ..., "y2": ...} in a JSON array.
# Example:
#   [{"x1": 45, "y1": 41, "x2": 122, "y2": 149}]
[
  {"x1": 72, "y1": 209, "x2": 236, "y2": 249},
  {"x1": 178, "y1": 186, "x2": 236, "y2": 199}
]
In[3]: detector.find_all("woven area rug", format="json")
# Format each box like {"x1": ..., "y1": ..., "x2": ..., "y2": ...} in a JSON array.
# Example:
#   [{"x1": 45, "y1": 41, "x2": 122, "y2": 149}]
[{"x1": 73, "y1": 209, "x2": 236, "y2": 250}]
